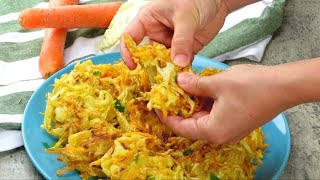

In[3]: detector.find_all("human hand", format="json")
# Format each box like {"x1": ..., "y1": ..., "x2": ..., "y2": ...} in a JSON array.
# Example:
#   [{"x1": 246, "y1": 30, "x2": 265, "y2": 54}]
[
  {"x1": 156, "y1": 64, "x2": 296, "y2": 144},
  {"x1": 120, "y1": 0, "x2": 229, "y2": 69}
]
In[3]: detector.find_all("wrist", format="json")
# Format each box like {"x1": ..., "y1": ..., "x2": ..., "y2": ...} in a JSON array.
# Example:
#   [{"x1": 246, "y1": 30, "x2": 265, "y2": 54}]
[
  {"x1": 246, "y1": 65, "x2": 297, "y2": 113},
  {"x1": 269, "y1": 59, "x2": 320, "y2": 109}
]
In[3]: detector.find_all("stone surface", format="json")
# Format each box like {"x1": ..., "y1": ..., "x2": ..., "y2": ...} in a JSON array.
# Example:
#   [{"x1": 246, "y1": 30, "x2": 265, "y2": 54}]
[
  {"x1": 0, "y1": 147, "x2": 41, "y2": 179},
  {"x1": 1, "y1": 0, "x2": 320, "y2": 179}
]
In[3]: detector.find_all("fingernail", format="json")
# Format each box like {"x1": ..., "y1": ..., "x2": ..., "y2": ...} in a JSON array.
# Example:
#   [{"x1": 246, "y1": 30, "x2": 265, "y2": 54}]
[
  {"x1": 177, "y1": 73, "x2": 191, "y2": 85},
  {"x1": 174, "y1": 54, "x2": 189, "y2": 67}
]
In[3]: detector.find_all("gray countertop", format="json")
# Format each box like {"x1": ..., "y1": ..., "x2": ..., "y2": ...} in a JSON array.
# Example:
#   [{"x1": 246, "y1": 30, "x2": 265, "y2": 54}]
[{"x1": 1, "y1": 0, "x2": 320, "y2": 179}]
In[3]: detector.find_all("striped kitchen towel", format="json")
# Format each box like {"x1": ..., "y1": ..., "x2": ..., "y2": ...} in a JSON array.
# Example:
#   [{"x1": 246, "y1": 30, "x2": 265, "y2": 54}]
[{"x1": 0, "y1": 0, "x2": 285, "y2": 151}]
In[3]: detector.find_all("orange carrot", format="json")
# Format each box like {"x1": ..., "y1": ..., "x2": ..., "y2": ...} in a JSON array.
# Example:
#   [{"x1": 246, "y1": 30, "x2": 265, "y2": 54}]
[
  {"x1": 39, "y1": 28, "x2": 67, "y2": 78},
  {"x1": 19, "y1": 2, "x2": 123, "y2": 29},
  {"x1": 39, "y1": 0, "x2": 79, "y2": 79}
]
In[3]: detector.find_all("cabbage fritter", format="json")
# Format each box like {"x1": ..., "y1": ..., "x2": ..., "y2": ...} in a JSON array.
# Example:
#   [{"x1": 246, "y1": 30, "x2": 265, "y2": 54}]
[
  {"x1": 124, "y1": 34, "x2": 199, "y2": 118},
  {"x1": 42, "y1": 36, "x2": 266, "y2": 180}
]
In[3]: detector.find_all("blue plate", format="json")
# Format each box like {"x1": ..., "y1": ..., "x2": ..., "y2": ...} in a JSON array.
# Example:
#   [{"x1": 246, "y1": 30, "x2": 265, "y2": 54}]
[{"x1": 22, "y1": 52, "x2": 291, "y2": 180}]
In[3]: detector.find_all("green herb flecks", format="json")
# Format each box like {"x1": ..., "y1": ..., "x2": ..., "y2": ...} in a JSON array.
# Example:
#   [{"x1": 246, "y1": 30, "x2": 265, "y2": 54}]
[
  {"x1": 134, "y1": 154, "x2": 139, "y2": 163},
  {"x1": 42, "y1": 141, "x2": 56, "y2": 149},
  {"x1": 93, "y1": 70, "x2": 101, "y2": 76},
  {"x1": 210, "y1": 172, "x2": 220, "y2": 180},
  {"x1": 115, "y1": 99, "x2": 125, "y2": 113},
  {"x1": 42, "y1": 142, "x2": 50, "y2": 149},
  {"x1": 146, "y1": 175, "x2": 156, "y2": 180},
  {"x1": 183, "y1": 148, "x2": 192, "y2": 156}
]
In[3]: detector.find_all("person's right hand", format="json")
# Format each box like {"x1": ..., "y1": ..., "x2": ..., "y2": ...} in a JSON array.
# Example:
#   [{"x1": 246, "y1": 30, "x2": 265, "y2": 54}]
[
  {"x1": 120, "y1": 0, "x2": 229, "y2": 69},
  {"x1": 156, "y1": 64, "x2": 299, "y2": 144}
]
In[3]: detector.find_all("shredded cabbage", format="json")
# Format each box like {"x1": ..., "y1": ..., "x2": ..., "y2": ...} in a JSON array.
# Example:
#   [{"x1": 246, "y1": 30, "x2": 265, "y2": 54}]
[{"x1": 42, "y1": 36, "x2": 266, "y2": 180}]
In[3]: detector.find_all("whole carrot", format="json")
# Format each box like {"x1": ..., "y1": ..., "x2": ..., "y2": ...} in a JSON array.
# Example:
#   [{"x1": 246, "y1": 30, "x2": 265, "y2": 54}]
[
  {"x1": 39, "y1": 0, "x2": 79, "y2": 79},
  {"x1": 19, "y1": 2, "x2": 123, "y2": 29},
  {"x1": 39, "y1": 28, "x2": 68, "y2": 78}
]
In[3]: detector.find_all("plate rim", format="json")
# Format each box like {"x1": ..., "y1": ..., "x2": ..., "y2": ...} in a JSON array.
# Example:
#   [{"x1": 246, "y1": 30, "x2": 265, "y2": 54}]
[
  {"x1": 22, "y1": 52, "x2": 291, "y2": 179},
  {"x1": 273, "y1": 113, "x2": 291, "y2": 179}
]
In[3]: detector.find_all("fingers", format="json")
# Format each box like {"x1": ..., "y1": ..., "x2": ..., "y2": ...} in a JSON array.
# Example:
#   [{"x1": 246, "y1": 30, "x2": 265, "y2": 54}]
[
  {"x1": 148, "y1": 29, "x2": 173, "y2": 48},
  {"x1": 156, "y1": 110, "x2": 211, "y2": 141},
  {"x1": 156, "y1": 108, "x2": 252, "y2": 145},
  {"x1": 177, "y1": 72, "x2": 216, "y2": 98},
  {"x1": 198, "y1": 97, "x2": 214, "y2": 112},
  {"x1": 120, "y1": 39, "x2": 136, "y2": 70},
  {"x1": 190, "y1": 111, "x2": 210, "y2": 119},
  {"x1": 171, "y1": 16, "x2": 196, "y2": 67},
  {"x1": 120, "y1": 16, "x2": 146, "y2": 70}
]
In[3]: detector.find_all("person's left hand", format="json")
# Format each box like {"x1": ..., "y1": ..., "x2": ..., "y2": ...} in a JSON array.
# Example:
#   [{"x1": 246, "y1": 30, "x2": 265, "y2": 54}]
[{"x1": 120, "y1": 0, "x2": 229, "y2": 69}]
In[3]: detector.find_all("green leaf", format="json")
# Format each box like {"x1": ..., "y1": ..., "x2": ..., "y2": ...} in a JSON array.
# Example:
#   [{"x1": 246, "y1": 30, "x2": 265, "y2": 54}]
[
  {"x1": 42, "y1": 141, "x2": 56, "y2": 149},
  {"x1": 93, "y1": 70, "x2": 101, "y2": 76},
  {"x1": 42, "y1": 142, "x2": 50, "y2": 149},
  {"x1": 114, "y1": 99, "x2": 125, "y2": 113},
  {"x1": 146, "y1": 175, "x2": 156, "y2": 180},
  {"x1": 183, "y1": 148, "x2": 192, "y2": 156},
  {"x1": 210, "y1": 173, "x2": 220, "y2": 180},
  {"x1": 50, "y1": 141, "x2": 56, "y2": 147},
  {"x1": 103, "y1": 142, "x2": 108, "y2": 147},
  {"x1": 134, "y1": 154, "x2": 139, "y2": 163}
]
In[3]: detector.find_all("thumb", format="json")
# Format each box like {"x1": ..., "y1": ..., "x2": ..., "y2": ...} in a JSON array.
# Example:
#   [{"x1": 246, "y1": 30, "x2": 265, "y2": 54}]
[
  {"x1": 171, "y1": 17, "x2": 196, "y2": 67},
  {"x1": 155, "y1": 109, "x2": 211, "y2": 141},
  {"x1": 177, "y1": 72, "x2": 216, "y2": 98}
]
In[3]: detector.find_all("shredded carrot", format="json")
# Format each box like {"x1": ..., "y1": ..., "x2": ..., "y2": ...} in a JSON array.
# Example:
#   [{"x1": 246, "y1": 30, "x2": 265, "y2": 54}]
[
  {"x1": 19, "y1": 2, "x2": 123, "y2": 29},
  {"x1": 38, "y1": 0, "x2": 79, "y2": 79}
]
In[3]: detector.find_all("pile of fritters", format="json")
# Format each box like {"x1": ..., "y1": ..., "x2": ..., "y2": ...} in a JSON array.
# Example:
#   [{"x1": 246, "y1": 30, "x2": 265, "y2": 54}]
[{"x1": 41, "y1": 35, "x2": 266, "y2": 179}]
